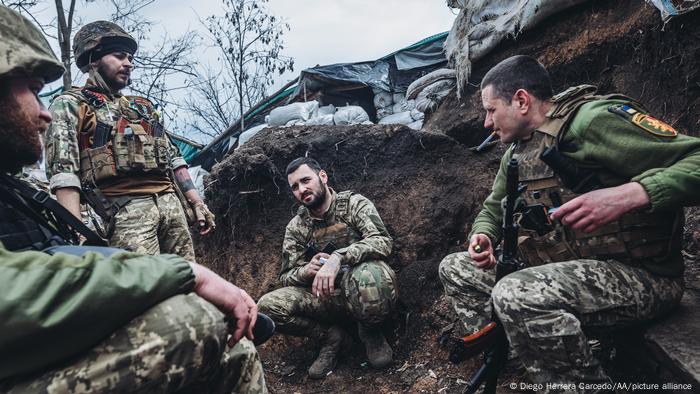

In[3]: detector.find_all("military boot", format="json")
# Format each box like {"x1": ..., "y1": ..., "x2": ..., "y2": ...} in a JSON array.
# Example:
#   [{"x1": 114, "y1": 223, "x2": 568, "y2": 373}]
[
  {"x1": 308, "y1": 325, "x2": 350, "y2": 379},
  {"x1": 358, "y1": 324, "x2": 393, "y2": 368}
]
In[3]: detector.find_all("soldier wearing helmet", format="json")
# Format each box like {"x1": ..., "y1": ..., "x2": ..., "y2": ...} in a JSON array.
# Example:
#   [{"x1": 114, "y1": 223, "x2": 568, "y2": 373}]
[
  {"x1": 0, "y1": 7, "x2": 267, "y2": 392},
  {"x1": 44, "y1": 20, "x2": 214, "y2": 261}
]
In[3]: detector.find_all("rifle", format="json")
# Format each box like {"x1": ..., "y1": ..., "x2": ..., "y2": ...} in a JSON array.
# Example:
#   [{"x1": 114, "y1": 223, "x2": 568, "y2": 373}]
[{"x1": 444, "y1": 158, "x2": 526, "y2": 394}]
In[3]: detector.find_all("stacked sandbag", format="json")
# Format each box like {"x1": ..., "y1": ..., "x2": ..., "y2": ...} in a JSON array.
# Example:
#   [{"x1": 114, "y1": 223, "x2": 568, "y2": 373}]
[
  {"x1": 373, "y1": 88, "x2": 394, "y2": 120},
  {"x1": 391, "y1": 92, "x2": 416, "y2": 114},
  {"x1": 334, "y1": 105, "x2": 371, "y2": 125},
  {"x1": 406, "y1": 68, "x2": 457, "y2": 113},
  {"x1": 378, "y1": 108, "x2": 424, "y2": 130},
  {"x1": 267, "y1": 100, "x2": 319, "y2": 126}
]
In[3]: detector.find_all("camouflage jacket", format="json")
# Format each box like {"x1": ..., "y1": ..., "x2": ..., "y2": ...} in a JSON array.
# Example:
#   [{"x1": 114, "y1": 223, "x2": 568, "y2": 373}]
[
  {"x1": 0, "y1": 241, "x2": 194, "y2": 379},
  {"x1": 471, "y1": 95, "x2": 700, "y2": 277},
  {"x1": 279, "y1": 190, "x2": 393, "y2": 287},
  {"x1": 44, "y1": 70, "x2": 186, "y2": 192}
]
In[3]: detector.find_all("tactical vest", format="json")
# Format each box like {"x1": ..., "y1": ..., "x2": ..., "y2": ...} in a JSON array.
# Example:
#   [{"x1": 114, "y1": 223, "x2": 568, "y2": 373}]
[
  {"x1": 304, "y1": 191, "x2": 361, "y2": 252},
  {"x1": 514, "y1": 85, "x2": 683, "y2": 266},
  {"x1": 64, "y1": 88, "x2": 171, "y2": 186}
]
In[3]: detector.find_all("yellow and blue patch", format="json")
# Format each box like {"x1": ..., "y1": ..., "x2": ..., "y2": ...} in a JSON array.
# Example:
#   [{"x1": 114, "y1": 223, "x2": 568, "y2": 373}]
[{"x1": 608, "y1": 104, "x2": 677, "y2": 138}]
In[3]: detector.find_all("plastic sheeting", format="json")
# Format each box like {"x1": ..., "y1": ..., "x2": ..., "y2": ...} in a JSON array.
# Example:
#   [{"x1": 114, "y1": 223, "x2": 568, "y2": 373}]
[
  {"x1": 187, "y1": 165, "x2": 210, "y2": 198},
  {"x1": 646, "y1": 0, "x2": 700, "y2": 22},
  {"x1": 444, "y1": 0, "x2": 590, "y2": 97},
  {"x1": 334, "y1": 106, "x2": 371, "y2": 125}
]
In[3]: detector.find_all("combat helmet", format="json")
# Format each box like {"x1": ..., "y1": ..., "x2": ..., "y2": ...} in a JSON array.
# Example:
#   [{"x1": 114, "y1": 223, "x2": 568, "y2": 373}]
[
  {"x1": 0, "y1": 5, "x2": 64, "y2": 82},
  {"x1": 73, "y1": 20, "x2": 137, "y2": 73}
]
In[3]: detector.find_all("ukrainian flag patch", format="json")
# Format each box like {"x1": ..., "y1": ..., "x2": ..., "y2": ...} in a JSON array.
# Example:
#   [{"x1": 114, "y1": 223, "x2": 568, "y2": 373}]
[{"x1": 608, "y1": 104, "x2": 677, "y2": 138}]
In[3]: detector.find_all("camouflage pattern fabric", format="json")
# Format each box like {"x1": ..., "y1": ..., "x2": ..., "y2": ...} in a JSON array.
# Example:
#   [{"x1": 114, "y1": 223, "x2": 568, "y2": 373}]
[
  {"x1": 1, "y1": 294, "x2": 267, "y2": 394},
  {"x1": 45, "y1": 72, "x2": 187, "y2": 192},
  {"x1": 258, "y1": 260, "x2": 397, "y2": 336},
  {"x1": 439, "y1": 252, "x2": 683, "y2": 387},
  {"x1": 0, "y1": 6, "x2": 64, "y2": 81},
  {"x1": 72, "y1": 21, "x2": 137, "y2": 72},
  {"x1": 278, "y1": 191, "x2": 394, "y2": 287},
  {"x1": 110, "y1": 193, "x2": 195, "y2": 262}
]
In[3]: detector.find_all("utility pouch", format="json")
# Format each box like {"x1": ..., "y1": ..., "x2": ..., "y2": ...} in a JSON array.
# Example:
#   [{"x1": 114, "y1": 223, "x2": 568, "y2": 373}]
[
  {"x1": 153, "y1": 137, "x2": 170, "y2": 171},
  {"x1": 79, "y1": 144, "x2": 118, "y2": 184}
]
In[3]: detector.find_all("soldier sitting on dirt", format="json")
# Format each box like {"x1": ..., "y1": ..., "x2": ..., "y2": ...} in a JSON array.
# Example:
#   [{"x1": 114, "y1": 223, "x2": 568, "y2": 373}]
[
  {"x1": 439, "y1": 55, "x2": 700, "y2": 388},
  {"x1": 258, "y1": 157, "x2": 398, "y2": 379},
  {"x1": 0, "y1": 6, "x2": 266, "y2": 392}
]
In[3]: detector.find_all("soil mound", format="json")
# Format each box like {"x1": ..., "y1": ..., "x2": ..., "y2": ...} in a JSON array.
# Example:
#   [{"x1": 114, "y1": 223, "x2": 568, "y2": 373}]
[{"x1": 197, "y1": 0, "x2": 700, "y2": 392}]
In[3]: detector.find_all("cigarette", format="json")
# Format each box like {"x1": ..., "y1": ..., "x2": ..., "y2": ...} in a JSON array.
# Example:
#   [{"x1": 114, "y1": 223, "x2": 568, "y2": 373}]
[
  {"x1": 474, "y1": 244, "x2": 482, "y2": 253},
  {"x1": 475, "y1": 131, "x2": 498, "y2": 152}
]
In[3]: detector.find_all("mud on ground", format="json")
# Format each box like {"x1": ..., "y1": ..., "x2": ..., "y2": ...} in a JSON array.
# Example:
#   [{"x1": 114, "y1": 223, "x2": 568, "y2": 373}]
[{"x1": 196, "y1": 0, "x2": 700, "y2": 392}]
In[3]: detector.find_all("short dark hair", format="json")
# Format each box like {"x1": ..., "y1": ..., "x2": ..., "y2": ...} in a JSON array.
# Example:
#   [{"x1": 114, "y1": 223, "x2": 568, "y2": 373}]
[
  {"x1": 481, "y1": 55, "x2": 553, "y2": 102},
  {"x1": 286, "y1": 157, "x2": 322, "y2": 176}
]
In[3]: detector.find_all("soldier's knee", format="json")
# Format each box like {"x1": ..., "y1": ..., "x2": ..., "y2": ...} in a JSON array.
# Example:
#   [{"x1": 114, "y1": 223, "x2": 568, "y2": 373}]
[
  {"x1": 344, "y1": 261, "x2": 397, "y2": 324},
  {"x1": 492, "y1": 270, "x2": 549, "y2": 317},
  {"x1": 257, "y1": 288, "x2": 297, "y2": 324},
  {"x1": 438, "y1": 253, "x2": 461, "y2": 284}
]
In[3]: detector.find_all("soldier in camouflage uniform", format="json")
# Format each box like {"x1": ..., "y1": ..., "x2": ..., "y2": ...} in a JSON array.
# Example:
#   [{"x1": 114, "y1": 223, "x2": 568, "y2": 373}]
[
  {"x1": 440, "y1": 55, "x2": 699, "y2": 390},
  {"x1": 0, "y1": 6, "x2": 266, "y2": 392},
  {"x1": 258, "y1": 157, "x2": 398, "y2": 378},
  {"x1": 44, "y1": 20, "x2": 214, "y2": 261}
]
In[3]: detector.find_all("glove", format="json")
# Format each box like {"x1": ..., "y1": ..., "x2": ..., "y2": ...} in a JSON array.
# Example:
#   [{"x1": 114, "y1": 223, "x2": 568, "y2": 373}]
[{"x1": 193, "y1": 201, "x2": 216, "y2": 235}]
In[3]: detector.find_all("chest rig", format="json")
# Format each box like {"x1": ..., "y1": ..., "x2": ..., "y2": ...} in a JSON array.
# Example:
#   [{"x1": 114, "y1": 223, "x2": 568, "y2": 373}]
[
  {"x1": 304, "y1": 191, "x2": 361, "y2": 254},
  {"x1": 514, "y1": 85, "x2": 682, "y2": 266},
  {"x1": 66, "y1": 88, "x2": 171, "y2": 186}
]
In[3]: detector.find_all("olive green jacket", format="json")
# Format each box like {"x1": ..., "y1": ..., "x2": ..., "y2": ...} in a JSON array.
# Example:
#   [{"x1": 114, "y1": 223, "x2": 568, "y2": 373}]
[
  {"x1": 0, "y1": 244, "x2": 194, "y2": 380},
  {"x1": 471, "y1": 99, "x2": 700, "y2": 276}
]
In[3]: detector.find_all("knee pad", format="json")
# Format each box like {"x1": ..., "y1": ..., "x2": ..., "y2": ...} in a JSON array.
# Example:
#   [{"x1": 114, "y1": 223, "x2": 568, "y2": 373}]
[{"x1": 342, "y1": 261, "x2": 397, "y2": 324}]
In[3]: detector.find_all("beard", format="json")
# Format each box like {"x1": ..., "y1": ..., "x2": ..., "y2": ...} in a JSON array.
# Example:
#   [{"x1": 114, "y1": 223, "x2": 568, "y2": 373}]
[
  {"x1": 97, "y1": 62, "x2": 130, "y2": 91},
  {"x1": 300, "y1": 179, "x2": 328, "y2": 210},
  {"x1": 0, "y1": 95, "x2": 43, "y2": 174}
]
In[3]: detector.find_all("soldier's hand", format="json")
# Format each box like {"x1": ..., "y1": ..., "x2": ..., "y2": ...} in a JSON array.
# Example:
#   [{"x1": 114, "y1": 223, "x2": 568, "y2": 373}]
[
  {"x1": 303, "y1": 252, "x2": 329, "y2": 281},
  {"x1": 193, "y1": 201, "x2": 216, "y2": 236},
  {"x1": 469, "y1": 234, "x2": 496, "y2": 269},
  {"x1": 551, "y1": 182, "x2": 650, "y2": 233},
  {"x1": 189, "y1": 262, "x2": 257, "y2": 346},
  {"x1": 312, "y1": 253, "x2": 341, "y2": 298}
]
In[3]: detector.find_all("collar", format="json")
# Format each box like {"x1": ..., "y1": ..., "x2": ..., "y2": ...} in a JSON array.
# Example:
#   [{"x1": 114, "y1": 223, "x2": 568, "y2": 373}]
[
  {"x1": 299, "y1": 188, "x2": 337, "y2": 222},
  {"x1": 85, "y1": 68, "x2": 122, "y2": 100}
]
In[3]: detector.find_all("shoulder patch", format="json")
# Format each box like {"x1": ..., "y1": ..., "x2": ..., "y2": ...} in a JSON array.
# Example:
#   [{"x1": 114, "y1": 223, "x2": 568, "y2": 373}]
[{"x1": 608, "y1": 104, "x2": 677, "y2": 138}]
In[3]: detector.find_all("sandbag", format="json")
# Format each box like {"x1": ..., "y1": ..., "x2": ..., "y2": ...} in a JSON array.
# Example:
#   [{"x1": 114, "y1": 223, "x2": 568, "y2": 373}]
[
  {"x1": 376, "y1": 107, "x2": 393, "y2": 120},
  {"x1": 407, "y1": 119, "x2": 424, "y2": 130},
  {"x1": 318, "y1": 104, "x2": 337, "y2": 116},
  {"x1": 268, "y1": 101, "x2": 319, "y2": 126},
  {"x1": 306, "y1": 114, "x2": 335, "y2": 125},
  {"x1": 392, "y1": 99, "x2": 416, "y2": 113},
  {"x1": 415, "y1": 79, "x2": 455, "y2": 112},
  {"x1": 406, "y1": 68, "x2": 457, "y2": 100},
  {"x1": 379, "y1": 109, "x2": 423, "y2": 125},
  {"x1": 373, "y1": 91, "x2": 393, "y2": 109},
  {"x1": 392, "y1": 93, "x2": 406, "y2": 103},
  {"x1": 236, "y1": 124, "x2": 268, "y2": 149},
  {"x1": 334, "y1": 106, "x2": 370, "y2": 125}
]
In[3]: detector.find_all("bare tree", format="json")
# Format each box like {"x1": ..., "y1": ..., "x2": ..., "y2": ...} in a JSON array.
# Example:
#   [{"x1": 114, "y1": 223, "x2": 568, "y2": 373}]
[
  {"x1": 185, "y1": 0, "x2": 294, "y2": 137},
  {"x1": 4, "y1": 0, "x2": 199, "y2": 127}
]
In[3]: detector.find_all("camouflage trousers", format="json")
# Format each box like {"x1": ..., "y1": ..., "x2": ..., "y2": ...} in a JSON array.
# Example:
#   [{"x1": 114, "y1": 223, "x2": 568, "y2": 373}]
[
  {"x1": 109, "y1": 192, "x2": 195, "y2": 262},
  {"x1": 1, "y1": 294, "x2": 266, "y2": 394},
  {"x1": 258, "y1": 260, "x2": 397, "y2": 336},
  {"x1": 439, "y1": 252, "x2": 684, "y2": 391}
]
